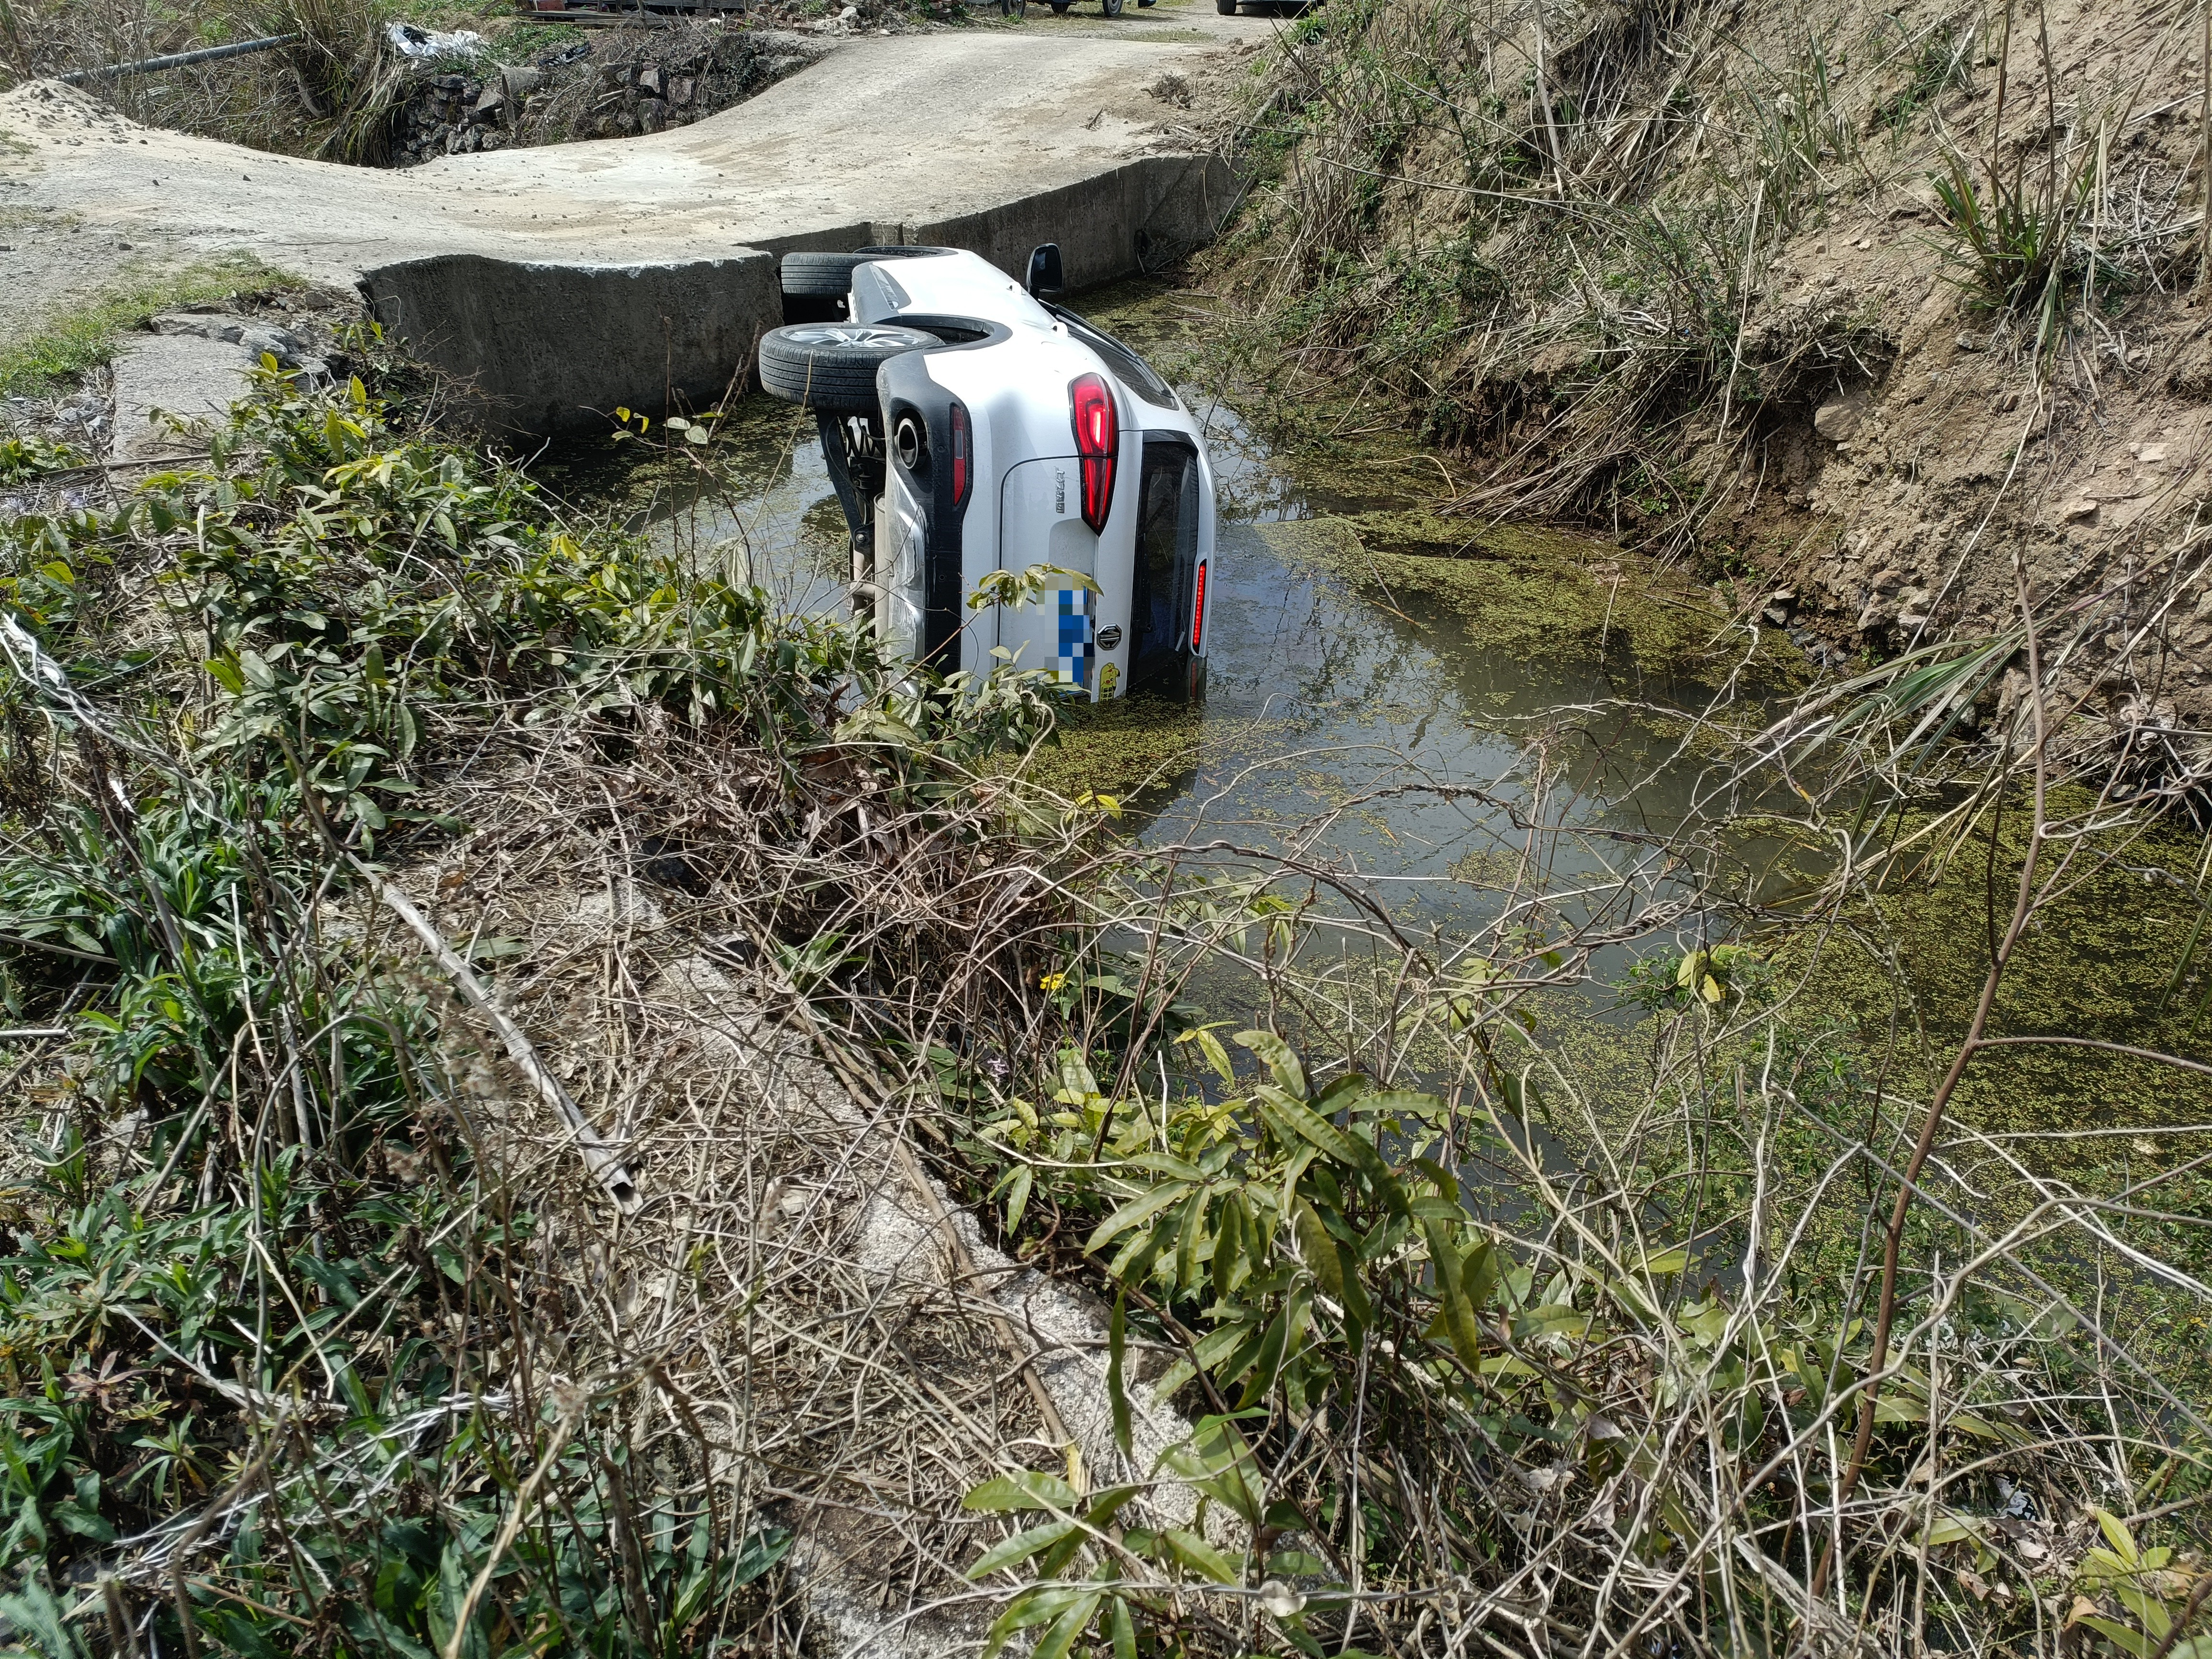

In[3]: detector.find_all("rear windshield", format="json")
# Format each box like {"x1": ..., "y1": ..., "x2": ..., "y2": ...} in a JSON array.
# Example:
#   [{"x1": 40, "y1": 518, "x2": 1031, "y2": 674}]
[{"x1": 1058, "y1": 312, "x2": 1179, "y2": 411}]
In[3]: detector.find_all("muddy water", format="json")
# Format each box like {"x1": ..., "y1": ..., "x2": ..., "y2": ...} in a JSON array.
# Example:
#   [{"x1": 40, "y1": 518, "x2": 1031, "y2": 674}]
[{"x1": 1122, "y1": 397, "x2": 1805, "y2": 946}]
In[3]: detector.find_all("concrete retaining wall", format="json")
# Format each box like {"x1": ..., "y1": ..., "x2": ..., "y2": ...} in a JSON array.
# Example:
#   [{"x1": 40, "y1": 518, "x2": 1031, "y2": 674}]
[
  {"x1": 359, "y1": 252, "x2": 781, "y2": 434},
  {"x1": 357, "y1": 152, "x2": 1240, "y2": 436},
  {"x1": 896, "y1": 153, "x2": 1241, "y2": 287}
]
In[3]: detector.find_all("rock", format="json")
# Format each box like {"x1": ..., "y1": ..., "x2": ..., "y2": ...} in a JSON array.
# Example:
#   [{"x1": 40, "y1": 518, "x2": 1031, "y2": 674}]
[
  {"x1": 152, "y1": 312, "x2": 310, "y2": 367},
  {"x1": 1148, "y1": 71, "x2": 1194, "y2": 107},
  {"x1": 2139, "y1": 442, "x2": 2170, "y2": 465},
  {"x1": 1955, "y1": 331, "x2": 1984, "y2": 352},
  {"x1": 670, "y1": 76, "x2": 696, "y2": 107},
  {"x1": 110, "y1": 333, "x2": 255, "y2": 462},
  {"x1": 1857, "y1": 597, "x2": 1896, "y2": 630},
  {"x1": 1813, "y1": 396, "x2": 1862, "y2": 442},
  {"x1": 2060, "y1": 499, "x2": 2099, "y2": 523},
  {"x1": 1869, "y1": 566, "x2": 1907, "y2": 594},
  {"x1": 639, "y1": 64, "x2": 664, "y2": 97}
]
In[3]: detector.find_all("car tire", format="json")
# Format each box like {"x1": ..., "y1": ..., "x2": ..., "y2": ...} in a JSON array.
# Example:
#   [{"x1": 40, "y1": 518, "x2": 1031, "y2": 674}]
[
  {"x1": 1001, "y1": 0, "x2": 1027, "y2": 13},
  {"x1": 1101, "y1": 0, "x2": 1122, "y2": 13},
  {"x1": 1216, "y1": 0, "x2": 1237, "y2": 12},
  {"x1": 779, "y1": 250, "x2": 863, "y2": 292},
  {"x1": 779, "y1": 248, "x2": 958, "y2": 322},
  {"x1": 758, "y1": 323, "x2": 938, "y2": 413},
  {"x1": 1050, "y1": 3, "x2": 1069, "y2": 13}
]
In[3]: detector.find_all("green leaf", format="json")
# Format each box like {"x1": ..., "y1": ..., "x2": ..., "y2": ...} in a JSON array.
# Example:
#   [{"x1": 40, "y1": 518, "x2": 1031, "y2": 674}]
[
  {"x1": 730, "y1": 1524, "x2": 794, "y2": 1585},
  {"x1": 1181, "y1": 1025, "x2": 1235, "y2": 1085},
  {"x1": 965, "y1": 1471, "x2": 1079, "y2": 1514},
  {"x1": 1107, "y1": 1291, "x2": 1132, "y2": 1457},
  {"x1": 1359, "y1": 1089, "x2": 1444, "y2": 1122},
  {"x1": 1083, "y1": 1484, "x2": 1145, "y2": 1528},
  {"x1": 980, "y1": 1590, "x2": 1081, "y2": 1659},
  {"x1": 1087, "y1": 1180, "x2": 1193, "y2": 1254},
  {"x1": 1234, "y1": 1029, "x2": 1308, "y2": 1098},
  {"x1": 2091, "y1": 1507, "x2": 2140, "y2": 1565},
  {"x1": 1256, "y1": 1085, "x2": 1405, "y2": 1217},
  {"x1": 1110, "y1": 1595, "x2": 1138, "y2": 1659},
  {"x1": 1174, "y1": 1186, "x2": 1207, "y2": 1293},
  {"x1": 1427, "y1": 1220, "x2": 1485, "y2": 1372},
  {"x1": 1460, "y1": 1236, "x2": 1499, "y2": 1315},
  {"x1": 967, "y1": 1519, "x2": 1080, "y2": 1578},
  {"x1": 1122, "y1": 1151, "x2": 1205, "y2": 1181},
  {"x1": 1161, "y1": 1527, "x2": 1241, "y2": 1583},
  {"x1": 1032, "y1": 1593, "x2": 1103, "y2": 1659},
  {"x1": 1294, "y1": 1200, "x2": 1368, "y2": 1327},
  {"x1": 1919, "y1": 1511, "x2": 1982, "y2": 1548},
  {"x1": 2074, "y1": 1613, "x2": 2158, "y2": 1658},
  {"x1": 1004, "y1": 1165, "x2": 1033, "y2": 1235}
]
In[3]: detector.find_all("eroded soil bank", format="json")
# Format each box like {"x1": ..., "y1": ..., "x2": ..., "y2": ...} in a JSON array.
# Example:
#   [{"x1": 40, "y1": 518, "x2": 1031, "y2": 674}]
[{"x1": 1192, "y1": 0, "x2": 2212, "y2": 791}]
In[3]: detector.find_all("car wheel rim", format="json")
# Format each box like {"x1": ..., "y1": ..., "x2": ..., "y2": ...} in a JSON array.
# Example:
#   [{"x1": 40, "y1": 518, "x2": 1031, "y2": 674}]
[{"x1": 781, "y1": 325, "x2": 924, "y2": 350}]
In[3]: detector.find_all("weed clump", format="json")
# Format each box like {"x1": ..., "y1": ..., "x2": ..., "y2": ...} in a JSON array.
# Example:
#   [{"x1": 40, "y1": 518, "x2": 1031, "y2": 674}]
[{"x1": 0, "y1": 350, "x2": 1090, "y2": 1652}]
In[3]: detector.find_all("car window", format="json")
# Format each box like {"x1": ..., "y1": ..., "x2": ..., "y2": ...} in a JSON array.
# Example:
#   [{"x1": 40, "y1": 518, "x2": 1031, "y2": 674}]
[
  {"x1": 1132, "y1": 439, "x2": 1200, "y2": 673},
  {"x1": 1058, "y1": 312, "x2": 1179, "y2": 410}
]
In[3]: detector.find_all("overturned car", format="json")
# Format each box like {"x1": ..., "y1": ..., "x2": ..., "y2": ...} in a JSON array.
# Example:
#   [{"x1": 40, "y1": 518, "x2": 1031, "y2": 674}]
[{"x1": 755, "y1": 243, "x2": 1215, "y2": 701}]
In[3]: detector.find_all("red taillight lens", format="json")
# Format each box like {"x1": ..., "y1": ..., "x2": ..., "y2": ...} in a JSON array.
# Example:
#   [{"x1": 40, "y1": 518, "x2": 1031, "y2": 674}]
[
  {"x1": 1069, "y1": 373, "x2": 1117, "y2": 534},
  {"x1": 1189, "y1": 559, "x2": 1207, "y2": 653},
  {"x1": 949, "y1": 401, "x2": 970, "y2": 510}
]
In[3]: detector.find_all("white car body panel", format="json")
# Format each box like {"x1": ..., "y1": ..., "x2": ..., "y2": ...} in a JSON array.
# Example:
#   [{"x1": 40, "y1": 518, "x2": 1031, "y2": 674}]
[{"x1": 842, "y1": 248, "x2": 1215, "y2": 699}]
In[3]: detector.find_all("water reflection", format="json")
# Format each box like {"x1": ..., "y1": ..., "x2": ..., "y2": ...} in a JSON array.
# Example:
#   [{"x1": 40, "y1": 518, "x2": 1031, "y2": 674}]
[{"x1": 573, "y1": 374, "x2": 1799, "y2": 955}]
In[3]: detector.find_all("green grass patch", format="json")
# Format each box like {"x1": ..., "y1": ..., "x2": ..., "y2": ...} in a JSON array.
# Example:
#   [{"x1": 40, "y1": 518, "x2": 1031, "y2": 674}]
[{"x1": 0, "y1": 254, "x2": 304, "y2": 399}]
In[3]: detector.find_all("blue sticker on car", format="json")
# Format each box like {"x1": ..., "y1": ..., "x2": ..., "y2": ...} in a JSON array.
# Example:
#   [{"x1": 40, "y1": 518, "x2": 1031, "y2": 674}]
[{"x1": 1057, "y1": 588, "x2": 1094, "y2": 688}]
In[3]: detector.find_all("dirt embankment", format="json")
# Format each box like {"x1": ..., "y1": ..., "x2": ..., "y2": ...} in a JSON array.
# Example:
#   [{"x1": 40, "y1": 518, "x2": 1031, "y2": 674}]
[{"x1": 1207, "y1": 0, "x2": 2209, "y2": 754}]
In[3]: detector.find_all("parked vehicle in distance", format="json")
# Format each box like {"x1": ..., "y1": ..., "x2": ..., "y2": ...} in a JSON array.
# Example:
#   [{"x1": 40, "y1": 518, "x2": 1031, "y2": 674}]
[
  {"x1": 994, "y1": 0, "x2": 1154, "y2": 17},
  {"x1": 756, "y1": 243, "x2": 1215, "y2": 702}
]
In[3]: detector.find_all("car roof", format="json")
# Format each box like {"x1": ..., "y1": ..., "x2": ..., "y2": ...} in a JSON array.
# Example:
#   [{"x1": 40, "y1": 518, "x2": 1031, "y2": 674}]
[
  {"x1": 854, "y1": 248, "x2": 1189, "y2": 422},
  {"x1": 852, "y1": 250, "x2": 1056, "y2": 334}
]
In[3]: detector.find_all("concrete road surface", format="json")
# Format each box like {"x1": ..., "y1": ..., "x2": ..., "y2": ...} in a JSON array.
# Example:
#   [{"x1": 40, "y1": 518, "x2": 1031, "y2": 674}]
[{"x1": 0, "y1": 5, "x2": 1262, "y2": 427}]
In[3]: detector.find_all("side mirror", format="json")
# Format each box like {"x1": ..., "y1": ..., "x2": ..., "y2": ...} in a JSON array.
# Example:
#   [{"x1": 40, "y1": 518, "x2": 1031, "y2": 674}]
[{"x1": 1026, "y1": 243, "x2": 1064, "y2": 300}]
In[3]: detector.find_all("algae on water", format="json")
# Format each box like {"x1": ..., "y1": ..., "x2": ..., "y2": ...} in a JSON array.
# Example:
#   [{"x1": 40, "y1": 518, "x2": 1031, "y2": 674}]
[{"x1": 1260, "y1": 513, "x2": 1808, "y2": 691}]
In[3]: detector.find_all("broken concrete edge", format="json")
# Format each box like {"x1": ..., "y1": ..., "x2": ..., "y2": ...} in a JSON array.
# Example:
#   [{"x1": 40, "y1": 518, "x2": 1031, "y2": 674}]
[
  {"x1": 647, "y1": 948, "x2": 1228, "y2": 1659},
  {"x1": 356, "y1": 151, "x2": 1241, "y2": 437},
  {"x1": 108, "y1": 331, "x2": 258, "y2": 462}
]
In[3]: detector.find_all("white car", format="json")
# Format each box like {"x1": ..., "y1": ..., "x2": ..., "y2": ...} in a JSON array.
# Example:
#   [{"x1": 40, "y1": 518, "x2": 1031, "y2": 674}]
[{"x1": 755, "y1": 244, "x2": 1215, "y2": 702}]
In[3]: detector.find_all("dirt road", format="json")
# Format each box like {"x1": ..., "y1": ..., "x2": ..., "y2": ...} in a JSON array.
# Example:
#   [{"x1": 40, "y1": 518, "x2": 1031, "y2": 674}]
[{"x1": 0, "y1": 5, "x2": 1259, "y2": 330}]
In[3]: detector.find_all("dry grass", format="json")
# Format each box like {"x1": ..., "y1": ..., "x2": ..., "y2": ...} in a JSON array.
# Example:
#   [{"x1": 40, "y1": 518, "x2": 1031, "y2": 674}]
[
  {"x1": 1202, "y1": 0, "x2": 2198, "y2": 553},
  {"x1": 0, "y1": 0, "x2": 498, "y2": 157}
]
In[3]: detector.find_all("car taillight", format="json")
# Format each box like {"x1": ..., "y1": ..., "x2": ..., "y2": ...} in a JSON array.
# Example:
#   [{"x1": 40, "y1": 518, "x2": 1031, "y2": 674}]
[
  {"x1": 1069, "y1": 373, "x2": 1117, "y2": 534},
  {"x1": 1189, "y1": 559, "x2": 1207, "y2": 653},
  {"x1": 949, "y1": 401, "x2": 970, "y2": 510}
]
